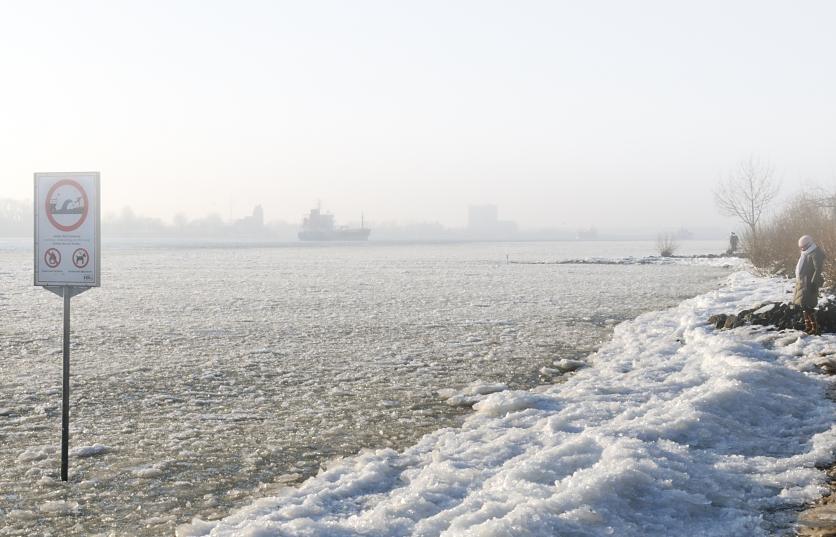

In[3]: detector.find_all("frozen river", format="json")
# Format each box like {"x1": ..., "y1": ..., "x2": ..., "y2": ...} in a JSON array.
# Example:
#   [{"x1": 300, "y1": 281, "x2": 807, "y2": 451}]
[{"x1": 0, "y1": 240, "x2": 733, "y2": 536}]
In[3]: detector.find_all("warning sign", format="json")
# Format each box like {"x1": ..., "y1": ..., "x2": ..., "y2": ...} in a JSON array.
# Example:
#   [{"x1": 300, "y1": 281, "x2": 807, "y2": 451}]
[
  {"x1": 34, "y1": 173, "x2": 100, "y2": 287},
  {"x1": 72, "y1": 248, "x2": 90, "y2": 268},
  {"x1": 46, "y1": 180, "x2": 89, "y2": 232},
  {"x1": 44, "y1": 248, "x2": 62, "y2": 268}
]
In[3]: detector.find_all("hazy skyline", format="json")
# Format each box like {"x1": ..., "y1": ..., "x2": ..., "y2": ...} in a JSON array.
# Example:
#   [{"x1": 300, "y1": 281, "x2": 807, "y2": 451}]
[{"x1": 1, "y1": 0, "x2": 834, "y2": 230}]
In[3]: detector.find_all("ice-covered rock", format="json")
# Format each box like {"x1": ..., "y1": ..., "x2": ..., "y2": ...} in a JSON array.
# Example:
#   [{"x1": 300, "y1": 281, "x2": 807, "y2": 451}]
[{"x1": 709, "y1": 299, "x2": 836, "y2": 333}]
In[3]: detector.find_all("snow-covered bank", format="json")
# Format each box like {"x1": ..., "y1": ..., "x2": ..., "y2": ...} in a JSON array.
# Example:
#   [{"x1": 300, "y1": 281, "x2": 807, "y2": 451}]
[
  {"x1": 179, "y1": 271, "x2": 835, "y2": 537},
  {"x1": 512, "y1": 255, "x2": 749, "y2": 268}
]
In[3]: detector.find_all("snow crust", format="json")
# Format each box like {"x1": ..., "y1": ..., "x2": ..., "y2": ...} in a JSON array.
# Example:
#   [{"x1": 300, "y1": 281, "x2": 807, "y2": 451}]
[
  {"x1": 180, "y1": 272, "x2": 836, "y2": 537},
  {"x1": 529, "y1": 256, "x2": 749, "y2": 268}
]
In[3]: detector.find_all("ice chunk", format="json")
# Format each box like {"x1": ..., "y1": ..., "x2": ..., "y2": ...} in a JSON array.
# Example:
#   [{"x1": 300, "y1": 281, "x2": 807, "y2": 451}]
[
  {"x1": 17, "y1": 446, "x2": 52, "y2": 463},
  {"x1": 472, "y1": 391, "x2": 550, "y2": 416},
  {"x1": 133, "y1": 466, "x2": 164, "y2": 479},
  {"x1": 553, "y1": 358, "x2": 586, "y2": 372},
  {"x1": 70, "y1": 443, "x2": 111, "y2": 458},
  {"x1": 6, "y1": 510, "x2": 37, "y2": 521},
  {"x1": 176, "y1": 518, "x2": 216, "y2": 537},
  {"x1": 438, "y1": 381, "x2": 509, "y2": 407},
  {"x1": 39, "y1": 500, "x2": 79, "y2": 515}
]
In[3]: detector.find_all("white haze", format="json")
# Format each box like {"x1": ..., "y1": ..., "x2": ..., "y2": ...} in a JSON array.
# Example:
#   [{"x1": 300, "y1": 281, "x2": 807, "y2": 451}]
[{"x1": 1, "y1": 0, "x2": 835, "y2": 230}]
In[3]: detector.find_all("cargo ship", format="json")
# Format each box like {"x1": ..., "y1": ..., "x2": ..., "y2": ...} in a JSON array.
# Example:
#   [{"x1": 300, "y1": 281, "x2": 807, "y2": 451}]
[{"x1": 298, "y1": 205, "x2": 371, "y2": 241}]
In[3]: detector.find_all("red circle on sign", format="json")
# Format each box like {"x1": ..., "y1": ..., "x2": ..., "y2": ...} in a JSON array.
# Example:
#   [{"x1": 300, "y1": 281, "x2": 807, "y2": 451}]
[
  {"x1": 72, "y1": 248, "x2": 90, "y2": 268},
  {"x1": 45, "y1": 179, "x2": 89, "y2": 232},
  {"x1": 44, "y1": 248, "x2": 62, "y2": 268}
]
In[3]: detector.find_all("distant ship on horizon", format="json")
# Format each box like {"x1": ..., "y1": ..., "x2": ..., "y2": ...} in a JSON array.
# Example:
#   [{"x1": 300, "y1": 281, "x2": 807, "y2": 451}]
[{"x1": 298, "y1": 205, "x2": 371, "y2": 241}]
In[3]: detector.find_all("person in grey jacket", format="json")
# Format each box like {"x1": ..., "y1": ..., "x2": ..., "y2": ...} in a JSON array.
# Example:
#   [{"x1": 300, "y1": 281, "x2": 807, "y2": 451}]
[{"x1": 794, "y1": 234, "x2": 826, "y2": 334}]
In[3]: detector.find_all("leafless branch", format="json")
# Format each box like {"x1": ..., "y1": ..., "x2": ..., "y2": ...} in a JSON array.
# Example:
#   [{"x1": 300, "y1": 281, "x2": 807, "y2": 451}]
[{"x1": 713, "y1": 157, "x2": 780, "y2": 236}]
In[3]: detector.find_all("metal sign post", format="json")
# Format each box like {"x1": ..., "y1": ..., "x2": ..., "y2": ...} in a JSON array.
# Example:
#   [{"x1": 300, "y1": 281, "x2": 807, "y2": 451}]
[
  {"x1": 62, "y1": 286, "x2": 71, "y2": 481},
  {"x1": 34, "y1": 172, "x2": 101, "y2": 482}
]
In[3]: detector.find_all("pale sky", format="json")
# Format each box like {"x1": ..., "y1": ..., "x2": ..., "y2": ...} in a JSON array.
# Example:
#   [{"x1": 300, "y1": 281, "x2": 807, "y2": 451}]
[{"x1": 1, "y1": 0, "x2": 834, "y2": 230}]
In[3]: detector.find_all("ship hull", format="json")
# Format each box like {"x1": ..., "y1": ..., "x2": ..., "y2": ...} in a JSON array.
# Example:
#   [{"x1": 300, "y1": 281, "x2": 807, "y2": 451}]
[{"x1": 298, "y1": 229, "x2": 371, "y2": 241}]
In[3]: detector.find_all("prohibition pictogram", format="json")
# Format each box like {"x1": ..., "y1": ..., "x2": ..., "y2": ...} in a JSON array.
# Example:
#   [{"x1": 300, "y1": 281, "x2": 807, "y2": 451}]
[
  {"x1": 72, "y1": 248, "x2": 90, "y2": 269},
  {"x1": 44, "y1": 248, "x2": 62, "y2": 268},
  {"x1": 45, "y1": 179, "x2": 89, "y2": 232}
]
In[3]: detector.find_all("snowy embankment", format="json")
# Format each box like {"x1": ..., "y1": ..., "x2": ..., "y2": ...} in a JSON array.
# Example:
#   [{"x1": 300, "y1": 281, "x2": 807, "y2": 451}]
[
  {"x1": 180, "y1": 271, "x2": 835, "y2": 537},
  {"x1": 514, "y1": 255, "x2": 749, "y2": 268}
]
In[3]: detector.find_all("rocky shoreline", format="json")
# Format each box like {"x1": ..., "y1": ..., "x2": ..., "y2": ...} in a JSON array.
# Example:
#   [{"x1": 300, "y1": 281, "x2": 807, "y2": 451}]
[
  {"x1": 797, "y1": 364, "x2": 836, "y2": 537},
  {"x1": 709, "y1": 300, "x2": 836, "y2": 337}
]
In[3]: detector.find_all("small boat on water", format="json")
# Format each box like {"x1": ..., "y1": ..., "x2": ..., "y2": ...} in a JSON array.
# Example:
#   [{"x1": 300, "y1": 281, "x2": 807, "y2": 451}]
[{"x1": 298, "y1": 205, "x2": 371, "y2": 241}]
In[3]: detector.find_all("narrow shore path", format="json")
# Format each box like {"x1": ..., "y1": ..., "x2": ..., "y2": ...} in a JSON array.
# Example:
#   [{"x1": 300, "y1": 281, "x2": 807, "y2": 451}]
[{"x1": 797, "y1": 379, "x2": 836, "y2": 537}]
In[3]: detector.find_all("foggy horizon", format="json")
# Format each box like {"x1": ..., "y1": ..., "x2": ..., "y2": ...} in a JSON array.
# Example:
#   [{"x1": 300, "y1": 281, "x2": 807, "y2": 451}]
[
  {"x1": 2, "y1": 1, "x2": 836, "y2": 230},
  {"x1": 0, "y1": 196, "x2": 735, "y2": 240}
]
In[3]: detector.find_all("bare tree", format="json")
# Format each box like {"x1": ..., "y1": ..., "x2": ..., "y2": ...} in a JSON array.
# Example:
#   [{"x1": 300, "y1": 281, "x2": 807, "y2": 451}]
[
  {"x1": 656, "y1": 233, "x2": 679, "y2": 257},
  {"x1": 714, "y1": 157, "x2": 780, "y2": 239},
  {"x1": 807, "y1": 185, "x2": 836, "y2": 221}
]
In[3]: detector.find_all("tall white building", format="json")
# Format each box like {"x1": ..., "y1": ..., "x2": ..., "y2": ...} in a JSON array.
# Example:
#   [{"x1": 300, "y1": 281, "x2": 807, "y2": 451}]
[{"x1": 467, "y1": 204, "x2": 516, "y2": 239}]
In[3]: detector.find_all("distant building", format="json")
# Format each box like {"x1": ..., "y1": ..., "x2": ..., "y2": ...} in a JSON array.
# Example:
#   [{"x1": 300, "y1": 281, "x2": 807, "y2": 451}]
[
  {"x1": 468, "y1": 205, "x2": 499, "y2": 230},
  {"x1": 467, "y1": 204, "x2": 517, "y2": 239},
  {"x1": 253, "y1": 205, "x2": 264, "y2": 227},
  {"x1": 233, "y1": 205, "x2": 266, "y2": 235}
]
